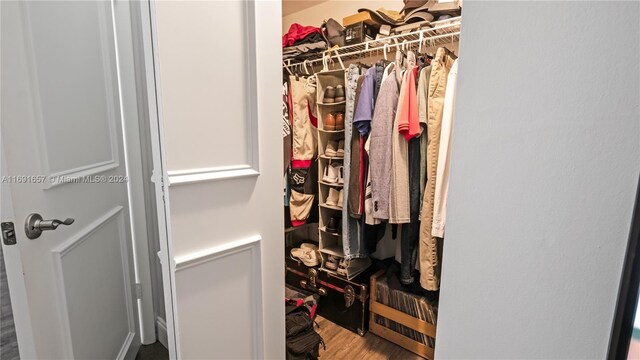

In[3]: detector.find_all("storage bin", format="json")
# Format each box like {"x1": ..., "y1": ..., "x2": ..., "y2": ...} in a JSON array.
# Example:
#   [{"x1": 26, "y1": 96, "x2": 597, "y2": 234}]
[{"x1": 369, "y1": 269, "x2": 437, "y2": 359}]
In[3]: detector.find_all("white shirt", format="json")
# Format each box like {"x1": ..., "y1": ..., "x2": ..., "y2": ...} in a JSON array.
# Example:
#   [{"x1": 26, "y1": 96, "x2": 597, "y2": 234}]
[{"x1": 432, "y1": 59, "x2": 458, "y2": 238}]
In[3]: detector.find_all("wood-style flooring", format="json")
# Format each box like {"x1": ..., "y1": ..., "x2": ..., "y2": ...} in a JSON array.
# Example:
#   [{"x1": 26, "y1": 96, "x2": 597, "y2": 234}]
[
  {"x1": 1, "y1": 245, "x2": 20, "y2": 360},
  {"x1": 136, "y1": 317, "x2": 422, "y2": 359},
  {"x1": 316, "y1": 316, "x2": 423, "y2": 360}
]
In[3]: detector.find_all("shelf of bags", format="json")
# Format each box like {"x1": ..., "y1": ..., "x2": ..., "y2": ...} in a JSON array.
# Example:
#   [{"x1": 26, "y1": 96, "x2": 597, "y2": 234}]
[
  {"x1": 283, "y1": 17, "x2": 461, "y2": 70},
  {"x1": 319, "y1": 203, "x2": 343, "y2": 211},
  {"x1": 319, "y1": 155, "x2": 344, "y2": 160},
  {"x1": 318, "y1": 129, "x2": 345, "y2": 134},
  {"x1": 317, "y1": 101, "x2": 346, "y2": 106},
  {"x1": 319, "y1": 226, "x2": 341, "y2": 236},
  {"x1": 319, "y1": 244, "x2": 345, "y2": 257},
  {"x1": 319, "y1": 181, "x2": 344, "y2": 188}
]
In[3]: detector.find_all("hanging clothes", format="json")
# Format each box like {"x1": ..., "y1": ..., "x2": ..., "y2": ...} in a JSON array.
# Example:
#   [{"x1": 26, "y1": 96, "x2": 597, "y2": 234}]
[
  {"x1": 353, "y1": 66, "x2": 377, "y2": 136},
  {"x1": 369, "y1": 72, "x2": 399, "y2": 221},
  {"x1": 348, "y1": 75, "x2": 367, "y2": 219},
  {"x1": 343, "y1": 64, "x2": 366, "y2": 258},
  {"x1": 283, "y1": 81, "x2": 292, "y2": 175},
  {"x1": 419, "y1": 47, "x2": 456, "y2": 291},
  {"x1": 389, "y1": 51, "x2": 417, "y2": 225},
  {"x1": 289, "y1": 75, "x2": 318, "y2": 226},
  {"x1": 417, "y1": 65, "x2": 433, "y2": 209},
  {"x1": 432, "y1": 59, "x2": 459, "y2": 238},
  {"x1": 397, "y1": 66, "x2": 420, "y2": 141}
]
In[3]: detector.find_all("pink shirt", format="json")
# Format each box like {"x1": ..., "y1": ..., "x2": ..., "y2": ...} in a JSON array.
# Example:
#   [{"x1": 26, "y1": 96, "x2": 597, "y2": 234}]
[{"x1": 397, "y1": 66, "x2": 420, "y2": 141}]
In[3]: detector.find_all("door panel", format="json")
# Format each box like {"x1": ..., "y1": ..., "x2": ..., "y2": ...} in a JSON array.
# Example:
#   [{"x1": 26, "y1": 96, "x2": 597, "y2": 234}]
[
  {"x1": 23, "y1": 1, "x2": 120, "y2": 182},
  {"x1": 174, "y1": 236, "x2": 263, "y2": 359},
  {"x1": 52, "y1": 207, "x2": 135, "y2": 360},
  {"x1": 0, "y1": 1, "x2": 141, "y2": 358},
  {"x1": 148, "y1": 0, "x2": 284, "y2": 358},
  {"x1": 154, "y1": 0, "x2": 258, "y2": 182}
]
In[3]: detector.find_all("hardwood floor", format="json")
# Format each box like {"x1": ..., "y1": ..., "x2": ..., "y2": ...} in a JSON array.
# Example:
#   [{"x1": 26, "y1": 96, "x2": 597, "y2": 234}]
[
  {"x1": 0, "y1": 245, "x2": 19, "y2": 360},
  {"x1": 315, "y1": 316, "x2": 424, "y2": 360}
]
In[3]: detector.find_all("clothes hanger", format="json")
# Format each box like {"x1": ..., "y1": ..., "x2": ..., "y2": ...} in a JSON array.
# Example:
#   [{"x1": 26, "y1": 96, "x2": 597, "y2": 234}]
[
  {"x1": 334, "y1": 51, "x2": 345, "y2": 70},
  {"x1": 395, "y1": 41, "x2": 404, "y2": 83},
  {"x1": 283, "y1": 61, "x2": 293, "y2": 76},
  {"x1": 303, "y1": 60, "x2": 310, "y2": 75}
]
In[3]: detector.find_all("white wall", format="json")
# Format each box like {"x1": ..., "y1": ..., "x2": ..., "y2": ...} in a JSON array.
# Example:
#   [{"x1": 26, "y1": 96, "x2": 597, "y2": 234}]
[
  {"x1": 436, "y1": 1, "x2": 640, "y2": 359},
  {"x1": 282, "y1": 0, "x2": 404, "y2": 33}
]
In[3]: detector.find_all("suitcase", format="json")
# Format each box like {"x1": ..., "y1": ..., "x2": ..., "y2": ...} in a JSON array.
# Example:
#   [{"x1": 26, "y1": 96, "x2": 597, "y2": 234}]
[{"x1": 285, "y1": 249, "x2": 373, "y2": 336}]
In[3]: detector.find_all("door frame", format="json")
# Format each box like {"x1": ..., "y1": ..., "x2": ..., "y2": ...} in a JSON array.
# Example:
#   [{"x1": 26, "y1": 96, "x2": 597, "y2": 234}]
[
  {"x1": 608, "y1": 175, "x2": 640, "y2": 359},
  {"x1": 131, "y1": 0, "x2": 179, "y2": 357},
  {"x1": 0, "y1": 0, "x2": 158, "y2": 355},
  {"x1": 0, "y1": 144, "x2": 37, "y2": 359}
]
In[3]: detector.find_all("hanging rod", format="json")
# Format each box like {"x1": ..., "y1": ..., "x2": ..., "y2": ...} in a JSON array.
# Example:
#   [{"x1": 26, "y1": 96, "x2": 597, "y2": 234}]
[{"x1": 283, "y1": 16, "x2": 461, "y2": 70}]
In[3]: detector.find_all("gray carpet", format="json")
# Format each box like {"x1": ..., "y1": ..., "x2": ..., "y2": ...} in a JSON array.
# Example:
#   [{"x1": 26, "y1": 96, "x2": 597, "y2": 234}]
[{"x1": 1, "y1": 245, "x2": 20, "y2": 360}]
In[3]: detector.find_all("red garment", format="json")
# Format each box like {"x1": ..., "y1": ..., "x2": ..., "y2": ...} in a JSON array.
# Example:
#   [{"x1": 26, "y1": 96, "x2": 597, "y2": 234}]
[
  {"x1": 282, "y1": 23, "x2": 322, "y2": 48},
  {"x1": 397, "y1": 67, "x2": 420, "y2": 141}
]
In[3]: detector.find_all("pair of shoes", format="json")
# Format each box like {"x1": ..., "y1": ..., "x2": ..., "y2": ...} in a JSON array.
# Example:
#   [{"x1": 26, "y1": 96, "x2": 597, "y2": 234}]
[
  {"x1": 324, "y1": 255, "x2": 341, "y2": 270},
  {"x1": 322, "y1": 163, "x2": 344, "y2": 184},
  {"x1": 325, "y1": 140, "x2": 345, "y2": 157},
  {"x1": 337, "y1": 258, "x2": 349, "y2": 276},
  {"x1": 290, "y1": 243, "x2": 320, "y2": 267},
  {"x1": 326, "y1": 214, "x2": 341, "y2": 233},
  {"x1": 323, "y1": 85, "x2": 345, "y2": 103},
  {"x1": 324, "y1": 112, "x2": 344, "y2": 131},
  {"x1": 325, "y1": 188, "x2": 344, "y2": 208}
]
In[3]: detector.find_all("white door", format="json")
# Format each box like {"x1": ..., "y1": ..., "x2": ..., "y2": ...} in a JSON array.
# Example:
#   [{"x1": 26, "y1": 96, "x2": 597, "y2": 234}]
[
  {"x1": 145, "y1": 0, "x2": 285, "y2": 358},
  {"x1": 1, "y1": 1, "x2": 141, "y2": 358}
]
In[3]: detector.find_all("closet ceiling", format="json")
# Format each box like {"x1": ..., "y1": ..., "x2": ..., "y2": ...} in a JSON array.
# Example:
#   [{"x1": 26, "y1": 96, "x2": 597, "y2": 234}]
[{"x1": 282, "y1": 0, "x2": 329, "y2": 16}]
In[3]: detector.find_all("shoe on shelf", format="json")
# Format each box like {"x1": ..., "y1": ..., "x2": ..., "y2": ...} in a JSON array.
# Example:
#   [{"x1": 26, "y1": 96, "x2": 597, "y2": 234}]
[
  {"x1": 322, "y1": 163, "x2": 340, "y2": 183},
  {"x1": 324, "y1": 113, "x2": 336, "y2": 131},
  {"x1": 290, "y1": 246, "x2": 320, "y2": 267},
  {"x1": 337, "y1": 258, "x2": 349, "y2": 276},
  {"x1": 337, "y1": 189, "x2": 344, "y2": 207},
  {"x1": 334, "y1": 112, "x2": 345, "y2": 131},
  {"x1": 323, "y1": 86, "x2": 336, "y2": 103},
  {"x1": 325, "y1": 255, "x2": 340, "y2": 270},
  {"x1": 336, "y1": 140, "x2": 345, "y2": 157},
  {"x1": 334, "y1": 85, "x2": 345, "y2": 102},
  {"x1": 326, "y1": 188, "x2": 340, "y2": 207},
  {"x1": 337, "y1": 166, "x2": 344, "y2": 185},
  {"x1": 326, "y1": 214, "x2": 341, "y2": 233},
  {"x1": 325, "y1": 140, "x2": 338, "y2": 157}
]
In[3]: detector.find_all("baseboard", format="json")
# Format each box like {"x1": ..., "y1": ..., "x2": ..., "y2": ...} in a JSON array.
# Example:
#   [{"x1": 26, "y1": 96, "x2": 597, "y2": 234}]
[{"x1": 156, "y1": 316, "x2": 168, "y2": 349}]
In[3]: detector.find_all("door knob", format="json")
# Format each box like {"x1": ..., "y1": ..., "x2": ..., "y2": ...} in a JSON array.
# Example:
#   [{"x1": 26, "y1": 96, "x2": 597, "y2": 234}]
[{"x1": 24, "y1": 213, "x2": 75, "y2": 240}]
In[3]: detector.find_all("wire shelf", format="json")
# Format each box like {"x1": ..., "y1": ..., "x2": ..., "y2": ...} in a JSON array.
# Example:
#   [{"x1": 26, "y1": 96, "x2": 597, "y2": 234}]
[{"x1": 283, "y1": 16, "x2": 461, "y2": 70}]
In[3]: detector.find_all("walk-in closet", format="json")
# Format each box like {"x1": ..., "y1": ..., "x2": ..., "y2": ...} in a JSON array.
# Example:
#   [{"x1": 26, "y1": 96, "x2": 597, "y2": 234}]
[
  {"x1": 282, "y1": 1, "x2": 461, "y2": 358},
  {"x1": 2, "y1": 0, "x2": 636, "y2": 358}
]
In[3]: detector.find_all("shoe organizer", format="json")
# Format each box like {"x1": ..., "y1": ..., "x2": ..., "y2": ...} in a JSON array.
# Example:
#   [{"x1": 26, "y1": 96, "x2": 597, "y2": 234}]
[
  {"x1": 316, "y1": 70, "x2": 347, "y2": 132},
  {"x1": 316, "y1": 69, "x2": 369, "y2": 278}
]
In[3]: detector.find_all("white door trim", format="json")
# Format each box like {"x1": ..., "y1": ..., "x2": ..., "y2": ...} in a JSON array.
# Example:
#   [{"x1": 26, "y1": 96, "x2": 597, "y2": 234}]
[
  {"x1": 0, "y1": 144, "x2": 37, "y2": 359},
  {"x1": 112, "y1": 0, "x2": 157, "y2": 345},
  {"x1": 136, "y1": 0, "x2": 179, "y2": 357}
]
